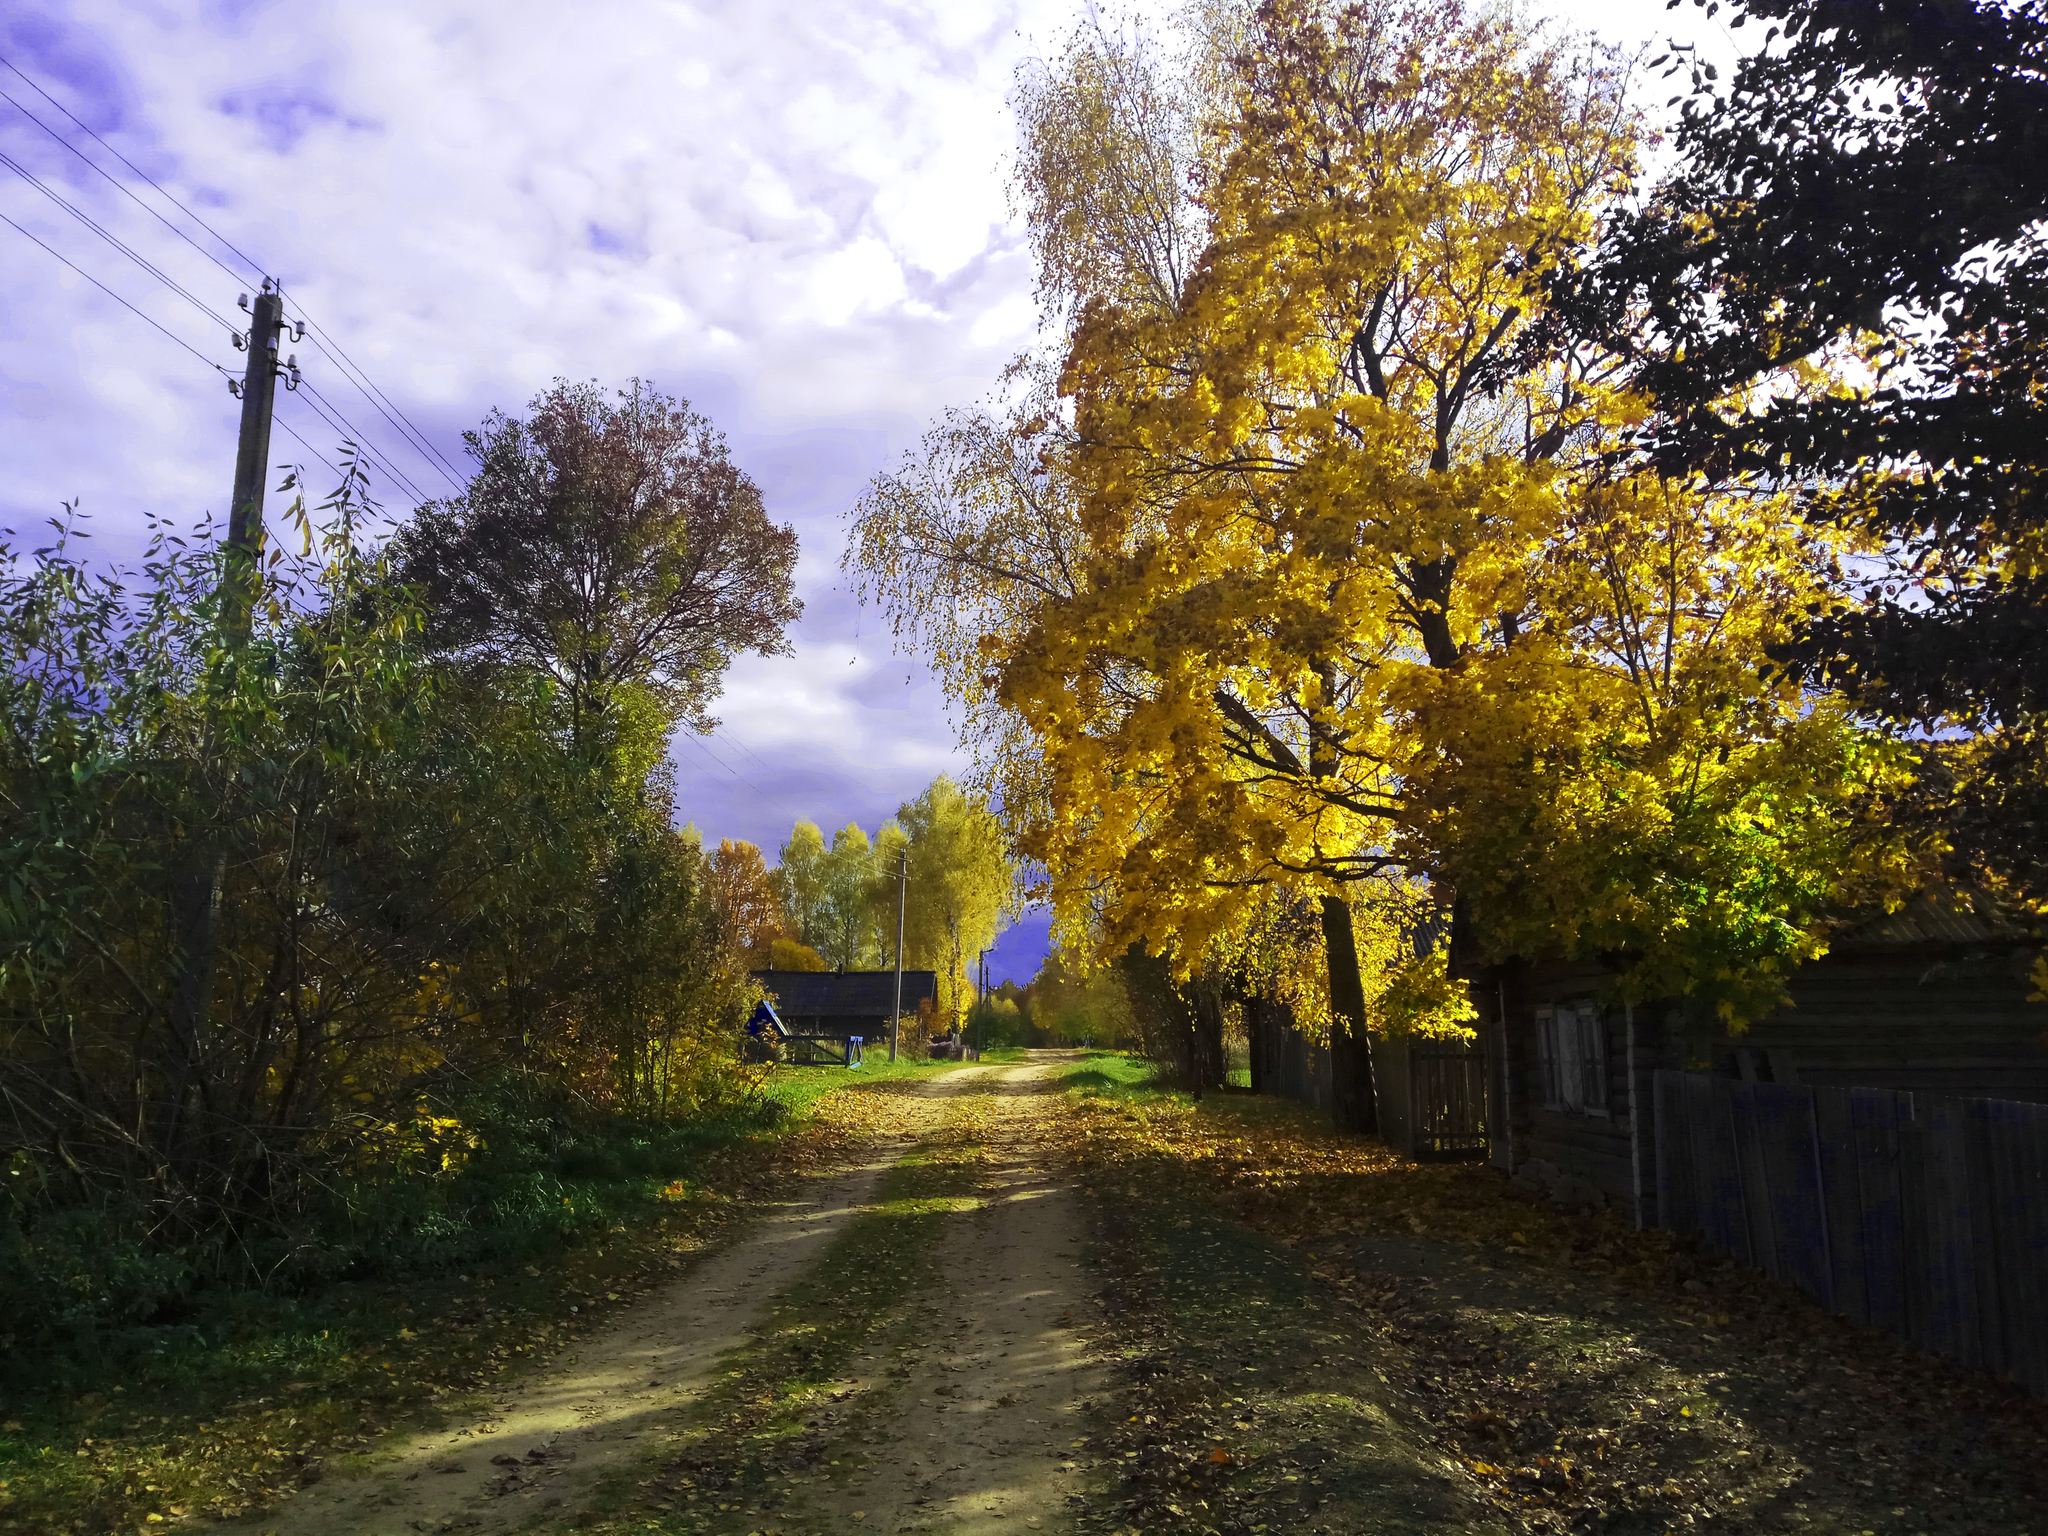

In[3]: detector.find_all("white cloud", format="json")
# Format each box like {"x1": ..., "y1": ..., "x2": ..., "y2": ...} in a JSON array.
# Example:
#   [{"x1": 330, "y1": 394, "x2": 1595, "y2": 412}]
[{"x1": 0, "y1": 0, "x2": 1746, "y2": 978}]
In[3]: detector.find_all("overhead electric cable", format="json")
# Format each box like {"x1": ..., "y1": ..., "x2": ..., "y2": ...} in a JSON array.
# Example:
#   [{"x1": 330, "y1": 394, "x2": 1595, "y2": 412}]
[
  {"x1": 294, "y1": 378, "x2": 431, "y2": 505},
  {"x1": 271, "y1": 411, "x2": 345, "y2": 484},
  {"x1": 291, "y1": 390, "x2": 424, "y2": 508},
  {"x1": 290, "y1": 318, "x2": 467, "y2": 489},
  {"x1": 0, "y1": 86, "x2": 252, "y2": 291},
  {"x1": 0, "y1": 51, "x2": 465, "y2": 494},
  {"x1": 2, "y1": 210, "x2": 349, "y2": 497},
  {"x1": 0, "y1": 50, "x2": 266, "y2": 278},
  {"x1": 714, "y1": 726, "x2": 778, "y2": 776},
  {"x1": 0, "y1": 149, "x2": 237, "y2": 333},
  {"x1": 0, "y1": 209, "x2": 222, "y2": 372}
]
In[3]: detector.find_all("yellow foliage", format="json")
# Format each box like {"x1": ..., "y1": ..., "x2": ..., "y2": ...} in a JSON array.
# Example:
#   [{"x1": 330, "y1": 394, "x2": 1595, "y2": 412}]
[{"x1": 850, "y1": 0, "x2": 1918, "y2": 1032}]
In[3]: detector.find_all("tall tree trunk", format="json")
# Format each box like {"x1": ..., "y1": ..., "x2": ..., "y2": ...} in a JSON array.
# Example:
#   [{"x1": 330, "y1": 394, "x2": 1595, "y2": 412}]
[
  {"x1": 1322, "y1": 893, "x2": 1378, "y2": 1135},
  {"x1": 1309, "y1": 653, "x2": 1379, "y2": 1135},
  {"x1": 1195, "y1": 982, "x2": 1226, "y2": 1093},
  {"x1": 1245, "y1": 994, "x2": 1268, "y2": 1096}
]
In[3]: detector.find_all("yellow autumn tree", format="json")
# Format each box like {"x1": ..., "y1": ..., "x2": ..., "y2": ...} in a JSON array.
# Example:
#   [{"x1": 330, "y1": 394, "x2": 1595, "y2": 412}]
[{"x1": 850, "y1": 0, "x2": 1909, "y2": 1127}]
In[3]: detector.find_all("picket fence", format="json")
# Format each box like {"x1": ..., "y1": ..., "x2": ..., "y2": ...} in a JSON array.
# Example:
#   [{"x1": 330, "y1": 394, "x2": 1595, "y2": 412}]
[{"x1": 1653, "y1": 1072, "x2": 2048, "y2": 1396}]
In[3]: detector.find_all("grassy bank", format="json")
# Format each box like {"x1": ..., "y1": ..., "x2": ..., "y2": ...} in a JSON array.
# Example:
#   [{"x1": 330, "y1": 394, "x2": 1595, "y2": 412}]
[{"x1": 0, "y1": 1058, "x2": 978, "y2": 1536}]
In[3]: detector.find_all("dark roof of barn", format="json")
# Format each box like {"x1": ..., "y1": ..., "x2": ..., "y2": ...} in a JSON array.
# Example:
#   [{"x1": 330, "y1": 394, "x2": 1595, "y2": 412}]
[
  {"x1": 1827, "y1": 888, "x2": 2035, "y2": 953},
  {"x1": 750, "y1": 969, "x2": 938, "y2": 1016}
]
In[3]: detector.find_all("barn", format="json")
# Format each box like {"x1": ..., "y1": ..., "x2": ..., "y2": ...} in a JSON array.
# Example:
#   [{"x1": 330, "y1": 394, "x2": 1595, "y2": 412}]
[
  {"x1": 1466, "y1": 890, "x2": 2047, "y2": 1221},
  {"x1": 748, "y1": 968, "x2": 939, "y2": 1041}
]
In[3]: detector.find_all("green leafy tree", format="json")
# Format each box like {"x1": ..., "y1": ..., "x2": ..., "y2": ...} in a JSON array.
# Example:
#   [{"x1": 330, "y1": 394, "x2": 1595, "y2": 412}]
[
  {"x1": 393, "y1": 378, "x2": 801, "y2": 748},
  {"x1": 772, "y1": 820, "x2": 830, "y2": 950},
  {"x1": 817, "y1": 823, "x2": 879, "y2": 968},
  {"x1": 1561, "y1": 0, "x2": 2048, "y2": 906}
]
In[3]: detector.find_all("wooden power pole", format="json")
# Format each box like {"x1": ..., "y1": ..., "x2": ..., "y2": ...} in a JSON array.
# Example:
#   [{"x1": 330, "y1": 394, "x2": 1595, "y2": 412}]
[
  {"x1": 223, "y1": 281, "x2": 290, "y2": 635},
  {"x1": 162, "y1": 279, "x2": 294, "y2": 1169},
  {"x1": 890, "y1": 848, "x2": 907, "y2": 1062}
]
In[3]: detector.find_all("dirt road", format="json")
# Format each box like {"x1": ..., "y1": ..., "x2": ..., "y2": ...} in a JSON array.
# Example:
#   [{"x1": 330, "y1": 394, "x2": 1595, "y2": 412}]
[{"x1": 246, "y1": 1059, "x2": 1107, "y2": 1536}]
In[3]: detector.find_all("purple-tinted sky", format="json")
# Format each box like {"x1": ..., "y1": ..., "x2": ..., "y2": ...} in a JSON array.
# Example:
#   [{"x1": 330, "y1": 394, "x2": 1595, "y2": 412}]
[{"x1": 0, "y1": 0, "x2": 1732, "y2": 989}]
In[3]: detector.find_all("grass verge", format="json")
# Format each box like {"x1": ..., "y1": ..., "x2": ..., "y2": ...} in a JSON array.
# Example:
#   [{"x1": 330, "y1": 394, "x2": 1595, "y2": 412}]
[{"x1": 0, "y1": 1060, "x2": 979, "y2": 1536}]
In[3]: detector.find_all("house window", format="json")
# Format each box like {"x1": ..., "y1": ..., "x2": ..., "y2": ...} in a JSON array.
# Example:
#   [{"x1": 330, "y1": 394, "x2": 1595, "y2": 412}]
[{"x1": 1535, "y1": 1002, "x2": 1609, "y2": 1117}]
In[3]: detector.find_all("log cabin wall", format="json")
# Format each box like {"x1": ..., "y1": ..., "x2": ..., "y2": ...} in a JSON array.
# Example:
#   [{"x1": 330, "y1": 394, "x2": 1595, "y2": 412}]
[
  {"x1": 1470, "y1": 892, "x2": 2046, "y2": 1225},
  {"x1": 1482, "y1": 958, "x2": 1650, "y2": 1218},
  {"x1": 1712, "y1": 946, "x2": 2048, "y2": 1103}
]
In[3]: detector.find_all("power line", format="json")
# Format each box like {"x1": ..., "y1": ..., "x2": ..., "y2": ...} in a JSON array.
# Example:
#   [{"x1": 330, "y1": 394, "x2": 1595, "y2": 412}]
[
  {"x1": 0, "y1": 208, "x2": 223, "y2": 373},
  {"x1": 714, "y1": 726, "x2": 779, "y2": 777},
  {"x1": 291, "y1": 318, "x2": 466, "y2": 489},
  {"x1": 0, "y1": 85, "x2": 250, "y2": 292},
  {"x1": 271, "y1": 408, "x2": 345, "y2": 484},
  {"x1": 0, "y1": 147, "x2": 436, "y2": 504},
  {"x1": 0, "y1": 148, "x2": 237, "y2": 334},
  {"x1": 0, "y1": 50, "x2": 266, "y2": 279},
  {"x1": 3, "y1": 210, "x2": 352, "y2": 507},
  {"x1": 294, "y1": 378, "x2": 430, "y2": 506},
  {"x1": 0, "y1": 50, "x2": 465, "y2": 495}
]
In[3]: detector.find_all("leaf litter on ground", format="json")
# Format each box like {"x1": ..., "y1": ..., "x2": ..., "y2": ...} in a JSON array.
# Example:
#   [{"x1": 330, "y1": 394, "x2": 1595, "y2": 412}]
[{"x1": 1048, "y1": 1063, "x2": 2048, "y2": 1536}]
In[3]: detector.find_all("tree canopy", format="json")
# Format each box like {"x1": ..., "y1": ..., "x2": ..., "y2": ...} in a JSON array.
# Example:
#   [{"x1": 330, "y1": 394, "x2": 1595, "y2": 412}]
[
  {"x1": 1558, "y1": 0, "x2": 2048, "y2": 906},
  {"x1": 847, "y1": 0, "x2": 1924, "y2": 1119},
  {"x1": 393, "y1": 378, "x2": 801, "y2": 746}
]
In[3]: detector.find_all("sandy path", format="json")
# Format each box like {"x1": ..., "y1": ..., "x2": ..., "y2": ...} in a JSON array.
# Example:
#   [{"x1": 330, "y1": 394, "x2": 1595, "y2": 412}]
[
  {"x1": 800, "y1": 1060, "x2": 1107, "y2": 1536},
  {"x1": 246, "y1": 1067, "x2": 1000, "y2": 1536}
]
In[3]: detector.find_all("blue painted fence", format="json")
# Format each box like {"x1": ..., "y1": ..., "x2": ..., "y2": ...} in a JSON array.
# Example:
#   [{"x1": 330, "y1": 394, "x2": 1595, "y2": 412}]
[{"x1": 1653, "y1": 1072, "x2": 2048, "y2": 1396}]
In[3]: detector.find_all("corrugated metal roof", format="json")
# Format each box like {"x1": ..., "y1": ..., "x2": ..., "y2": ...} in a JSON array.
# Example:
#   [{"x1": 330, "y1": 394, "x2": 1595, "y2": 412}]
[
  {"x1": 1831, "y1": 889, "x2": 2031, "y2": 952},
  {"x1": 750, "y1": 969, "x2": 939, "y2": 1016}
]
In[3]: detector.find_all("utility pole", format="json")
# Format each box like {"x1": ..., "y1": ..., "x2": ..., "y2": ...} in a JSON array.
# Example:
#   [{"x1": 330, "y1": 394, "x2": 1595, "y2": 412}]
[
  {"x1": 977, "y1": 949, "x2": 990, "y2": 1060},
  {"x1": 890, "y1": 847, "x2": 907, "y2": 1063},
  {"x1": 223, "y1": 281, "x2": 294, "y2": 636},
  {"x1": 162, "y1": 280, "x2": 296, "y2": 1173}
]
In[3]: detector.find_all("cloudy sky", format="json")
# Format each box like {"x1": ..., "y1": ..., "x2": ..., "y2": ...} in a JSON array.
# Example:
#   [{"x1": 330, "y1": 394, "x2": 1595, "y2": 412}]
[{"x1": 0, "y1": 0, "x2": 1733, "y2": 983}]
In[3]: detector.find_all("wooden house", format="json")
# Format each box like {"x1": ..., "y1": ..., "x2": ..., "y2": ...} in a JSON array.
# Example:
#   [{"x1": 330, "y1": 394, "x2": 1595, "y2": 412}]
[
  {"x1": 748, "y1": 968, "x2": 938, "y2": 1041},
  {"x1": 1465, "y1": 892, "x2": 2046, "y2": 1222}
]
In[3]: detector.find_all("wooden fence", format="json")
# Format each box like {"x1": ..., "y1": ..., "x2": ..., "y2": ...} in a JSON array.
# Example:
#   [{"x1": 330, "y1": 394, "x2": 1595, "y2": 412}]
[
  {"x1": 1653, "y1": 1072, "x2": 2048, "y2": 1396},
  {"x1": 1376, "y1": 1035, "x2": 1488, "y2": 1161},
  {"x1": 1248, "y1": 1001, "x2": 1330, "y2": 1111}
]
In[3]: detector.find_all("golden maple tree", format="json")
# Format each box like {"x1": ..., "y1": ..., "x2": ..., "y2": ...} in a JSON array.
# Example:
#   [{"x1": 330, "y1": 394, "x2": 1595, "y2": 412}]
[{"x1": 850, "y1": 0, "x2": 1911, "y2": 1121}]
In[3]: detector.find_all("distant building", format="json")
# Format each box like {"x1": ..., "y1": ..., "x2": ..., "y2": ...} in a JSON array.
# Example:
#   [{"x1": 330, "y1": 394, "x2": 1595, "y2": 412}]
[{"x1": 749, "y1": 968, "x2": 939, "y2": 1040}]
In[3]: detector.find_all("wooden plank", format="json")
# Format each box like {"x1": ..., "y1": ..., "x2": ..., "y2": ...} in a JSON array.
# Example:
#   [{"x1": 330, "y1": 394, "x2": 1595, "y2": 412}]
[
  {"x1": 2017, "y1": 1102, "x2": 2048, "y2": 1397},
  {"x1": 1976, "y1": 1098, "x2": 2048, "y2": 1394},
  {"x1": 1851, "y1": 1088, "x2": 1907, "y2": 1335},
  {"x1": 1895, "y1": 1095, "x2": 1940, "y2": 1359},
  {"x1": 1961, "y1": 1096, "x2": 2007, "y2": 1377},
  {"x1": 1813, "y1": 1083, "x2": 1869, "y2": 1325},
  {"x1": 1701, "y1": 1077, "x2": 1752, "y2": 1265},
  {"x1": 1727, "y1": 1083, "x2": 1779, "y2": 1278},
  {"x1": 1918, "y1": 1096, "x2": 1981, "y2": 1369},
  {"x1": 1753, "y1": 1081, "x2": 1833, "y2": 1308},
  {"x1": 2018, "y1": 1102, "x2": 2048, "y2": 1398},
  {"x1": 1655, "y1": 1071, "x2": 1694, "y2": 1239}
]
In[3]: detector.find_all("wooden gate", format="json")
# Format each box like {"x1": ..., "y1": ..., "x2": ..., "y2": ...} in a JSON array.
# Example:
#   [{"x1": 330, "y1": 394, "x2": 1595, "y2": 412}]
[{"x1": 1376, "y1": 1035, "x2": 1487, "y2": 1160}]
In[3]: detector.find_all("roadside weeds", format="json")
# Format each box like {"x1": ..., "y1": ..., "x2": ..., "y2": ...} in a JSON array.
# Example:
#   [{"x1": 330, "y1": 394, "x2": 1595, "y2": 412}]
[{"x1": 0, "y1": 1061, "x2": 966, "y2": 1536}]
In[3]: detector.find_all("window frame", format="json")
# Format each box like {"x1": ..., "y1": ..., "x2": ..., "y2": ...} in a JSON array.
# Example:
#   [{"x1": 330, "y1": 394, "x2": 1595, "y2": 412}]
[{"x1": 1534, "y1": 1000, "x2": 1609, "y2": 1119}]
